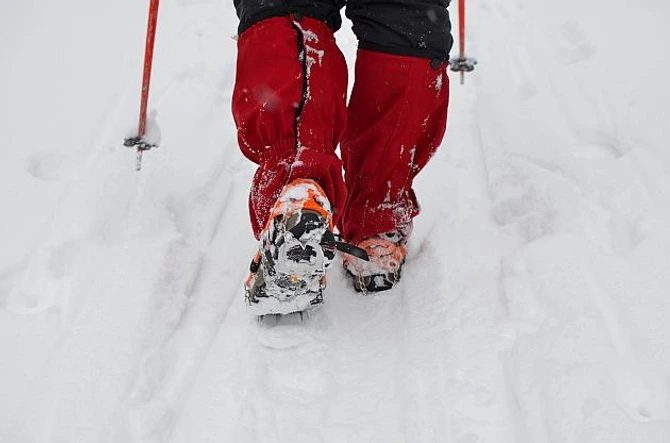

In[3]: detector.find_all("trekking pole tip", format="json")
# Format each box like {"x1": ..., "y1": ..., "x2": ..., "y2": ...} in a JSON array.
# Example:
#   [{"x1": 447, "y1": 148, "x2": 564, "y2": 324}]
[{"x1": 124, "y1": 136, "x2": 157, "y2": 172}]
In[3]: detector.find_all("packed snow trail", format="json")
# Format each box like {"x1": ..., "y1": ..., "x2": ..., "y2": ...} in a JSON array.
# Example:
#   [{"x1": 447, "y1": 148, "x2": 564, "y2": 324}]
[{"x1": 1, "y1": 0, "x2": 670, "y2": 442}]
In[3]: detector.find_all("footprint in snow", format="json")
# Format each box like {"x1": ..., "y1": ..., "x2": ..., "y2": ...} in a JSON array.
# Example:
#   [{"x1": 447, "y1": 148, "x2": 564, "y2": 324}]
[
  {"x1": 572, "y1": 142, "x2": 622, "y2": 160},
  {"x1": 554, "y1": 21, "x2": 597, "y2": 65},
  {"x1": 25, "y1": 150, "x2": 67, "y2": 182},
  {"x1": 5, "y1": 241, "x2": 80, "y2": 315}
]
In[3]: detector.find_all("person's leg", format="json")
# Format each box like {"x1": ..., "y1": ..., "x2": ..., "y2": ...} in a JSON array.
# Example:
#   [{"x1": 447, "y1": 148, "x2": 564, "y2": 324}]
[
  {"x1": 232, "y1": 2, "x2": 348, "y2": 238},
  {"x1": 232, "y1": 2, "x2": 350, "y2": 314},
  {"x1": 341, "y1": 0, "x2": 453, "y2": 291}
]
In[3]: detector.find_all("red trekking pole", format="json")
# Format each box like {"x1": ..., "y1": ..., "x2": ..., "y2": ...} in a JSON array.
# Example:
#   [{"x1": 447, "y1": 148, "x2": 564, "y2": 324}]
[
  {"x1": 124, "y1": 0, "x2": 161, "y2": 171},
  {"x1": 449, "y1": 0, "x2": 477, "y2": 84}
]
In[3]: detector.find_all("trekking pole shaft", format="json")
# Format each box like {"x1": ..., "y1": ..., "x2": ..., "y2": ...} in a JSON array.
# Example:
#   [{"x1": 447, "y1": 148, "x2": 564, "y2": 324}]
[
  {"x1": 138, "y1": 0, "x2": 160, "y2": 138},
  {"x1": 459, "y1": 0, "x2": 466, "y2": 59}
]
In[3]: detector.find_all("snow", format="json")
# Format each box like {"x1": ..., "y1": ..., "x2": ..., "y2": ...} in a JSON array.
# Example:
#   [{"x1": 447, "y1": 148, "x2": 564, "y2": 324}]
[{"x1": 1, "y1": 0, "x2": 670, "y2": 441}]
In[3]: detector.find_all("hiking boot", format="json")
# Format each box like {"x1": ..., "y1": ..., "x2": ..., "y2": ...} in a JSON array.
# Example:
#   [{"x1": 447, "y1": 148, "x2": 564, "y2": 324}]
[
  {"x1": 245, "y1": 179, "x2": 337, "y2": 315},
  {"x1": 343, "y1": 228, "x2": 410, "y2": 293}
]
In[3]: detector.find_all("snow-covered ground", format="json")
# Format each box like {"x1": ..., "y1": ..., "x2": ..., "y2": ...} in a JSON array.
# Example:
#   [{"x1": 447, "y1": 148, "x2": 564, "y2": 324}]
[{"x1": 1, "y1": 0, "x2": 669, "y2": 441}]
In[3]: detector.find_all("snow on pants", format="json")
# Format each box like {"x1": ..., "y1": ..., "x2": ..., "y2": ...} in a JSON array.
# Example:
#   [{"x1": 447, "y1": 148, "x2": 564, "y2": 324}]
[{"x1": 232, "y1": 0, "x2": 453, "y2": 243}]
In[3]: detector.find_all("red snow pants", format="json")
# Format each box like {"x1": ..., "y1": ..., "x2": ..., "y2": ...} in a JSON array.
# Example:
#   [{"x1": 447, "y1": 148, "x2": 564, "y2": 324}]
[{"x1": 232, "y1": 15, "x2": 450, "y2": 243}]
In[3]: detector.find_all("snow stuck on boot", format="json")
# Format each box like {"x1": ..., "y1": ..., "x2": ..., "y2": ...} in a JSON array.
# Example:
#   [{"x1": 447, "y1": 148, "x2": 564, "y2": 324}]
[{"x1": 245, "y1": 179, "x2": 335, "y2": 315}]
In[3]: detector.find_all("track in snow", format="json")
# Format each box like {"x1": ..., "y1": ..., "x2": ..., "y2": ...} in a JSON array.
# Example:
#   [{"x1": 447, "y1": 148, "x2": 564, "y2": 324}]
[{"x1": 1, "y1": 0, "x2": 670, "y2": 442}]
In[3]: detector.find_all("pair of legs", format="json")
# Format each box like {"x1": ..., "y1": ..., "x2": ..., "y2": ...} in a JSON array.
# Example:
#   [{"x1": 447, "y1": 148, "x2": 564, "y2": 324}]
[{"x1": 232, "y1": 0, "x2": 453, "y2": 245}]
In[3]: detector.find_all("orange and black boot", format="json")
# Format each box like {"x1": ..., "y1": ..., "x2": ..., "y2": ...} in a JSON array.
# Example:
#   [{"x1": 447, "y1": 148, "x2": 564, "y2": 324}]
[
  {"x1": 343, "y1": 226, "x2": 411, "y2": 293},
  {"x1": 245, "y1": 179, "x2": 342, "y2": 316}
]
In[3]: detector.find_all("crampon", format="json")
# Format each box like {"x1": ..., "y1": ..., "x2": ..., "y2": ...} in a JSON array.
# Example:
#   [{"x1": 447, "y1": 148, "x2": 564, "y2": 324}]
[
  {"x1": 343, "y1": 230, "x2": 408, "y2": 293},
  {"x1": 245, "y1": 179, "x2": 367, "y2": 316}
]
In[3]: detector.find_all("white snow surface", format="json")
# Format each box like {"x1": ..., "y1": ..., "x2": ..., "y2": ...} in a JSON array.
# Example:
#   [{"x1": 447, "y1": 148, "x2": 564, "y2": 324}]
[{"x1": 1, "y1": 0, "x2": 670, "y2": 441}]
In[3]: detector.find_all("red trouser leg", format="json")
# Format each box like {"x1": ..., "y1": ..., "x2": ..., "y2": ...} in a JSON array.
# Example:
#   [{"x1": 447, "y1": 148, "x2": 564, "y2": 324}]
[
  {"x1": 232, "y1": 16, "x2": 348, "y2": 239},
  {"x1": 339, "y1": 50, "x2": 450, "y2": 244}
]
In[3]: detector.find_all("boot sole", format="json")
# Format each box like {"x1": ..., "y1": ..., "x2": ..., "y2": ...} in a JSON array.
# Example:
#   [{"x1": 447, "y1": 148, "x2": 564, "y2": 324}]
[
  {"x1": 346, "y1": 266, "x2": 403, "y2": 294},
  {"x1": 247, "y1": 290, "x2": 323, "y2": 316}
]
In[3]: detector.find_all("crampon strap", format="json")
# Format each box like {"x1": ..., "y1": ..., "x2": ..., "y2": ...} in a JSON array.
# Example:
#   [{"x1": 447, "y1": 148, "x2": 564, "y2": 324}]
[
  {"x1": 334, "y1": 241, "x2": 369, "y2": 261},
  {"x1": 288, "y1": 219, "x2": 370, "y2": 262}
]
